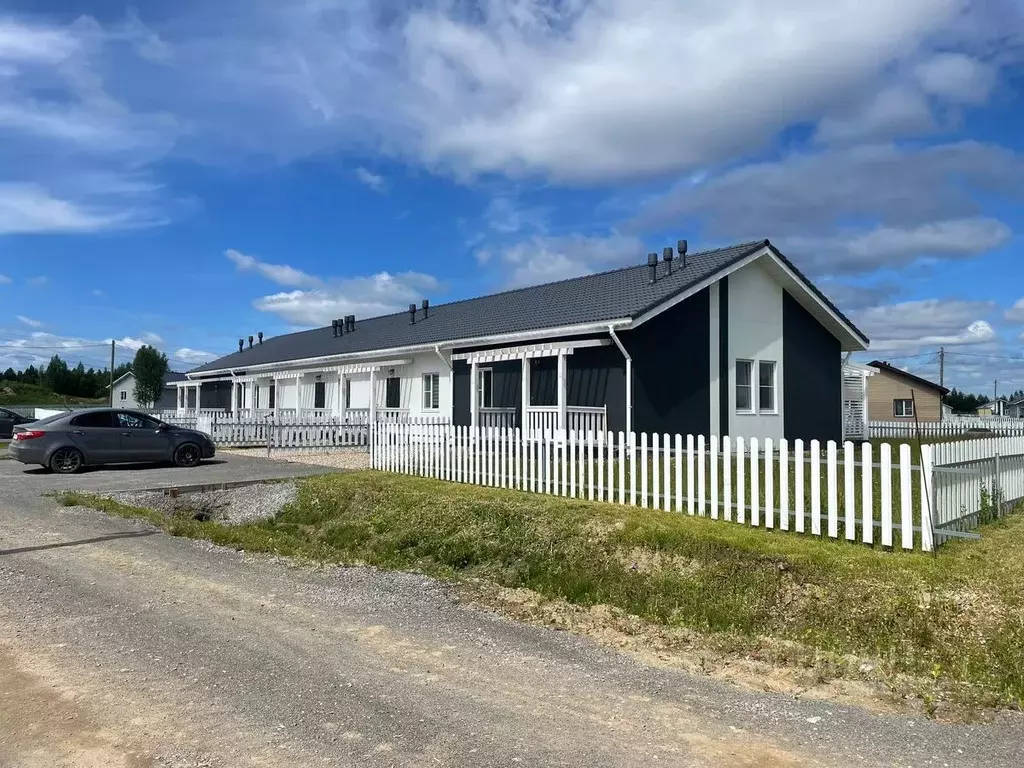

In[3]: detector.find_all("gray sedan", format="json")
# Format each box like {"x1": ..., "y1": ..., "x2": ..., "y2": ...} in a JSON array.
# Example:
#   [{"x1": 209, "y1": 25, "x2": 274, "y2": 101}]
[{"x1": 9, "y1": 408, "x2": 216, "y2": 474}]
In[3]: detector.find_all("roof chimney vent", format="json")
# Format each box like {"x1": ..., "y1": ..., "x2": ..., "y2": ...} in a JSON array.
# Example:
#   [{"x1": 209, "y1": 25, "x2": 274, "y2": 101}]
[
  {"x1": 258, "y1": 331, "x2": 264, "y2": 345},
  {"x1": 663, "y1": 246, "x2": 674, "y2": 275},
  {"x1": 409, "y1": 303, "x2": 417, "y2": 324},
  {"x1": 248, "y1": 335, "x2": 254, "y2": 349},
  {"x1": 422, "y1": 299, "x2": 429, "y2": 319},
  {"x1": 347, "y1": 315, "x2": 355, "y2": 332},
  {"x1": 677, "y1": 239, "x2": 688, "y2": 269},
  {"x1": 647, "y1": 252, "x2": 658, "y2": 284},
  {"x1": 332, "y1": 319, "x2": 339, "y2": 338},
  {"x1": 238, "y1": 338, "x2": 244, "y2": 353},
  {"x1": 337, "y1": 317, "x2": 344, "y2": 336}
]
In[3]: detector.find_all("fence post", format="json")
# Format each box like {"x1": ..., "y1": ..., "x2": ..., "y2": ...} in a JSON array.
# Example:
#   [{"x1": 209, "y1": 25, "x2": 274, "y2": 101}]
[{"x1": 994, "y1": 452, "x2": 1002, "y2": 517}]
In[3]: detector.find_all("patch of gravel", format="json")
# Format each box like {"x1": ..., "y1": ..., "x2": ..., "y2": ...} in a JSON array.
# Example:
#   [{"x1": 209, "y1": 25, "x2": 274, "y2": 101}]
[
  {"x1": 107, "y1": 482, "x2": 298, "y2": 525},
  {"x1": 218, "y1": 447, "x2": 370, "y2": 471}
]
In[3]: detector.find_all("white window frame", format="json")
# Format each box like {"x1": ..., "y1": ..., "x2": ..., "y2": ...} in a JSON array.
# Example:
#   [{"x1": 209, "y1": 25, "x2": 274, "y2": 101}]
[
  {"x1": 119, "y1": 390, "x2": 127, "y2": 401},
  {"x1": 422, "y1": 372, "x2": 440, "y2": 411},
  {"x1": 477, "y1": 367, "x2": 494, "y2": 409},
  {"x1": 735, "y1": 360, "x2": 754, "y2": 414},
  {"x1": 758, "y1": 360, "x2": 778, "y2": 415},
  {"x1": 894, "y1": 398, "x2": 914, "y2": 418}
]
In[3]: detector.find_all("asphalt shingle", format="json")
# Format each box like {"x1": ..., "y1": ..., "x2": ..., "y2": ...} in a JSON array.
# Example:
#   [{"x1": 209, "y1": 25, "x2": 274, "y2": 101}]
[{"x1": 191, "y1": 240, "x2": 862, "y2": 374}]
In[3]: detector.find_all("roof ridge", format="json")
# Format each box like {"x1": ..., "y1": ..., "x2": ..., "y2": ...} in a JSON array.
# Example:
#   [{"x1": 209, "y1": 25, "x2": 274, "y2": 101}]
[{"x1": 309, "y1": 239, "x2": 770, "y2": 329}]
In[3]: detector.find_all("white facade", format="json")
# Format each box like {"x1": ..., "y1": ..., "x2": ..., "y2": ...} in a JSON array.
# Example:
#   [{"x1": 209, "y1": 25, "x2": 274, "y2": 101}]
[
  {"x1": 722, "y1": 260, "x2": 785, "y2": 441},
  {"x1": 111, "y1": 373, "x2": 142, "y2": 408}
]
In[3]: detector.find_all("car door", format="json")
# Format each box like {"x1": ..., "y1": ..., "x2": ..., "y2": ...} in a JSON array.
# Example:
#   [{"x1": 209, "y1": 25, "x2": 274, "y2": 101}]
[
  {"x1": 116, "y1": 411, "x2": 173, "y2": 462},
  {"x1": 0, "y1": 408, "x2": 15, "y2": 439},
  {"x1": 66, "y1": 411, "x2": 121, "y2": 463}
]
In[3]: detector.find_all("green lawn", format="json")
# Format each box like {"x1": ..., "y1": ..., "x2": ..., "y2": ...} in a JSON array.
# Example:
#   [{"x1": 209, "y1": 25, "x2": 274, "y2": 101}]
[
  {"x1": 0, "y1": 380, "x2": 106, "y2": 407},
  {"x1": 61, "y1": 471, "x2": 1024, "y2": 716}
]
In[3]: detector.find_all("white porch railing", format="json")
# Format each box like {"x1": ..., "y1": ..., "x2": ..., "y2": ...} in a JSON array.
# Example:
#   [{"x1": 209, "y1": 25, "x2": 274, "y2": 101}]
[
  {"x1": 480, "y1": 408, "x2": 517, "y2": 429},
  {"x1": 870, "y1": 420, "x2": 1024, "y2": 438},
  {"x1": 525, "y1": 406, "x2": 607, "y2": 434}
]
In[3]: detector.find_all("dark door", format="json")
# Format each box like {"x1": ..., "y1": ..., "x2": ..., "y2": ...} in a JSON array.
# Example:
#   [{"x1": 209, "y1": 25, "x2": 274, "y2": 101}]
[
  {"x1": 314, "y1": 381, "x2": 326, "y2": 409},
  {"x1": 67, "y1": 411, "x2": 121, "y2": 463},
  {"x1": 116, "y1": 411, "x2": 172, "y2": 462},
  {"x1": 385, "y1": 377, "x2": 401, "y2": 409},
  {"x1": 0, "y1": 408, "x2": 15, "y2": 439}
]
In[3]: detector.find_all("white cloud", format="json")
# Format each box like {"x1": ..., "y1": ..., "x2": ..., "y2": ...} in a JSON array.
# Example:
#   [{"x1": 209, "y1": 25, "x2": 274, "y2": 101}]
[
  {"x1": 814, "y1": 86, "x2": 935, "y2": 145},
  {"x1": 91, "y1": 288, "x2": 103, "y2": 297},
  {"x1": 0, "y1": 18, "x2": 81, "y2": 64},
  {"x1": 252, "y1": 271, "x2": 440, "y2": 326},
  {"x1": 0, "y1": 183, "x2": 160, "y2": 235},
  {"x1": 856, "y1": 299, "x2": 997, "y2": 352},
  {"x1": 636, "y1": 141, "x2": 1022, "y2": 276},
  {"x1": 487, "y1": 232, "x2": 646, "y2": 289},
  {"x1": 915, "y1": 53, "x2": 997, "y2": 105},
  {"x1": 0, "y1": 273, "x2": 10, "y2": 285},
  {"x1": 1005, "y1": 299, "x2": 1024, "y2": 324},
  {"x1": 171, "y1": 347, "x2": 216, "y2": 365},
  {"x1": 26, "y1": 275, "x2": 47, "y2": 286},
  {"x1": 142, "y1": 331, "x2": 163, "y2": 344},
  {"x1": 15, "y1": 315, "x2": 42, "y2": 328},
  {"x1": 225, "y1": 249, "x2": 321, "y2": 288},
  {"x1": 354, "y1": 167, "x2": 387, "y2": 193}
]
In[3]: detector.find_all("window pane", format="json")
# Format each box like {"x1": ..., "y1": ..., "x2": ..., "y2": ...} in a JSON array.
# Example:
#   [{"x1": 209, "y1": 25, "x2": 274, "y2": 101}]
[
  {"x1": 758, "y1": 361, "x2": 775, "y2": 412},
  {"x1": 431, "y1": 375, "x2": 440, "y2": 409},
  {"x1": 759, "y1": 361, "x2": 775, "y2": 387},
  {"x1": 71, "y1": 412, "x2": 114, "y2": 428},
  {"x1": 759, "y1": 385, "x2": 774, "y2": 412},
  {"x1": 118, "y1": 412, "x2": 159, "y2": 429},
  {"x1": 736, "y1": 361, "x2": 751, "y2": 386},
  {"x1": 736, "y1": 385, "x2": 751, "y2": 412}
]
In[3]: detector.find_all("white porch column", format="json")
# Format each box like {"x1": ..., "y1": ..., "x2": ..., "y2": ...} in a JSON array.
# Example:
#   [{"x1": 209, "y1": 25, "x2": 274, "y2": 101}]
[
  {"x1": 295, "y1": 375, "x2": 304, "y2": 419},
  {"x1": 557, "y1": 352, "x2": 567, "y2": 432},
  {"x1": 470, "y1": 360, "x2": 479, "y2": 430},
  {"x1": 337, "y1": 372, "x2": 346, "y2": 421},
  {"x1": 193, "y1": 383, "x2": 201, "y2": 414},
  {"x1": 369, "y1": 368, "x2": 378, "y2": 425},
  {"x1": 272, "y1": 377, "x2": 280, "y2": 419},
  {"x1": 521, "y1": 356, "x2": 531, "y2": 434},
  {"x1": 177, "y1": 385, "x2": 185, "y2": 415}
]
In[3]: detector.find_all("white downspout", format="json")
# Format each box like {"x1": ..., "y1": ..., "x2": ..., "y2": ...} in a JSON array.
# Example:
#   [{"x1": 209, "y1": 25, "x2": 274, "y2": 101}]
[
  {"x1": 434, "y1": 345, "x2": 453, "y2": 424},
  {"x1": 609, "y1": 326, "x2": 632, "y2": 436}
]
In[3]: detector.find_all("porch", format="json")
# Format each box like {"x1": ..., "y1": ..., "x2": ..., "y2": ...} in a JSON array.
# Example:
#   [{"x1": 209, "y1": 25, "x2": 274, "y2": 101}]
[{"x1": 453, "y1": 337, "x2": 623, "y2": 435}]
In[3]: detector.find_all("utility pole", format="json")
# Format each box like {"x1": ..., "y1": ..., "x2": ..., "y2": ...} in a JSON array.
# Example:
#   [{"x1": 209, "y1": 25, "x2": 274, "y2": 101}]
[
  {"x1": 938, "y1": 347, "x2": 945, "y2": 422},
  {"x1": 108, "y1": 340, "x2": 115, "y2": 407}
]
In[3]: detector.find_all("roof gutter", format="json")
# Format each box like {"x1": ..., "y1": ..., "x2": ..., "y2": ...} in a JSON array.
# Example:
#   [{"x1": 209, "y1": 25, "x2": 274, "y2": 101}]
[
  {"x1": 608, "y1": 325, "x2": 633, "y2": 436},
  {"x1": 434, "y1": 345, "x2": 452, "y2": 371},
  {"x1": 189, "y1": 318, "x2": 634, "y2": 378}
]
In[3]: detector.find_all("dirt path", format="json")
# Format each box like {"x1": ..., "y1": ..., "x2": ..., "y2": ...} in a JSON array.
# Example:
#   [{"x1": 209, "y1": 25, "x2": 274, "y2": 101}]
[{"x1": 1, "y1": 465, "x2": 1020, "y2": 766}]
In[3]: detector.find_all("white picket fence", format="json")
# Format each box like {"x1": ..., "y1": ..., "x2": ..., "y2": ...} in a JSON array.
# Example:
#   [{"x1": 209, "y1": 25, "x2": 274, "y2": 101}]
[
  {"x1": 931, "y1": 437, "x2": 1024, "y2": 534},
  {"x1": 870, "y1": 420, "x2": 1024, "y2": 438},
  {"x1": 196, "y1": 415, "x2": 370, "y2": 449},
  {"x1": 371, "y1": 424, "x2": 941, "y2": 552}
]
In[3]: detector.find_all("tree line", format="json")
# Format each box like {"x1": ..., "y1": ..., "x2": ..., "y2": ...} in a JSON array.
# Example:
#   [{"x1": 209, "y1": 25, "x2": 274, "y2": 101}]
[
  {"x1": 943, "y1": 388, "x2": 1023, "y2": 414},
  {"x1": 0, "y1": 345, "x2": 169, "y2": 405}
]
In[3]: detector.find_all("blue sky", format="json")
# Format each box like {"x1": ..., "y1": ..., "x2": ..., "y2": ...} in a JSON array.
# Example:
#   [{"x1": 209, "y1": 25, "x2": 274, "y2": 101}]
[{"x1": 1, "y1": 0, "x2": 1023, "y2": 393}]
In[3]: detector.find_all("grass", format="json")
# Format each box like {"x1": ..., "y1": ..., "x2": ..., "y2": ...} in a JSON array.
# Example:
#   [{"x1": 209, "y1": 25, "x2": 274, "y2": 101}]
[
  {"x1": 60, "y1": 470, "x2": 1024, "y2": 717},
  {"x1": 0, "y1": 381, "x2": 106, "y2": 407}
]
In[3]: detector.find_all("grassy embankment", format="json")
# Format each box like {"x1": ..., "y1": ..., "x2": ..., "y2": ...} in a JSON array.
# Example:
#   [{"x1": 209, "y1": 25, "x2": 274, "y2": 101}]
[
  {"x1": 60, "y1": 469, "x2": 1022, "y2": 718},
  {"x1": 0, "y1": 381, "x2": 106, "y2": 407}
]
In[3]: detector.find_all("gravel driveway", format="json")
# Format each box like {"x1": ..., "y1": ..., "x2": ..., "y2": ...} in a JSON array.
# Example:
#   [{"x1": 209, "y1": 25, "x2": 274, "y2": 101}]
[{"x1": 1, "y1": 455, "x2": 1022, "y2": 767}]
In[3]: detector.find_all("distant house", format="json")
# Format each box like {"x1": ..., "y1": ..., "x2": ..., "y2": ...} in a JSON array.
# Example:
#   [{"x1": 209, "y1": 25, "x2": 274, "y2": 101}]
[
  {"x1": 977, "y1": 397, "x2": 1009, "y2": 417},
  {"x1": 110, "y1": 371, "x2": 188, "y2": 410},
  {"x1": 1006, "y1": 397, "x2": 1024, "y2": 418},
  {"x1": 178, "y1": 239, "x2": 870, "y2": 442},
  {"x1": 866, "y1": 361, "x2": 949, "y2": 422}
]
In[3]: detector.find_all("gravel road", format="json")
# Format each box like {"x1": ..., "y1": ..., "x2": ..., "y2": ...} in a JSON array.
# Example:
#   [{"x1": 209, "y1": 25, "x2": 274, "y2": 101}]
[{"x1": 1, "y1": 456, "x2": 1021, "y2": 767}]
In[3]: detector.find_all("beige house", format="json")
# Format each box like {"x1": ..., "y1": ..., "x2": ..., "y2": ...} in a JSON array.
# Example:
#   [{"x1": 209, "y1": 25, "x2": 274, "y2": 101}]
[{"x1": 866, "y1": 360, "x2": 948, "y2": 423}]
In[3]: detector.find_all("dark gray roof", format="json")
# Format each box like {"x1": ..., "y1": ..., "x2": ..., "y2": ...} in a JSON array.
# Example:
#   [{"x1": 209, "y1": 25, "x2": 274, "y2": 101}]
[
  {"x1": 191, "y1": 240, "x2": 867, "y2": 375},
  {"x1": 163, "y1": 371, "x2": 189, "y2": 385}
]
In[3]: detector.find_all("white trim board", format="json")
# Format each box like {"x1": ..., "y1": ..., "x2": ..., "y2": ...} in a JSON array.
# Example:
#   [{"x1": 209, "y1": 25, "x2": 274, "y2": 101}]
[{"x1": 451, "y1": 338, "x2": 610, "y2": 364}]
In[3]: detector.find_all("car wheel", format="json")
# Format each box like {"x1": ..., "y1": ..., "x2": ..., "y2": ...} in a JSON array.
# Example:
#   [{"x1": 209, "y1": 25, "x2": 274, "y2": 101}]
[
  {"x1": 49, "y1": 447, "x2": 84, "y2": 475},
  {"x1": 173, "y1": 443, "x2": 202, "y2": 468}
]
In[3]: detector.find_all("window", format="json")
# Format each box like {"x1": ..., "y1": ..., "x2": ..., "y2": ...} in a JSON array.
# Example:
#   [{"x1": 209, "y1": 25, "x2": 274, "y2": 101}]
[
  {"x1": 894, "y1": 399, "x2": 914, "y2": 418},
  {"x1": 314, "y1": 381, "x2": 326, "y2": 409},
  {"x1": 422, "y1": 373, "x2": 440, "y2": 410},
  {"x1": 71, "y1": 411, "x2": 115, "y2": 428},
  {"x1": 344, "y1": 379, "x2": 351, "y2": 410},
  {"x1": 269, "y1": 384, "x2": 276, "y2": 409},
  {"x1": 117, "y1": 411, "x2": 161, "y2": 430},
  {"x1": 119, "y1": 390, "x2": 127, "y2": 401},
  {"x1": 385, "y1": 376, "x2": 401, "y2": 409},
  {"x1": 255, "y1": 386, "x2": 261, "y2": 409},
  {"x1": 478, "y1": 368, "x2": 494, "y2": 408},
  {"x1": 758, "y1": 361, "x2": 777, "y2": 413},
  {"x1": 735, "y1": 360, "x2": 753, "y2": 413}
]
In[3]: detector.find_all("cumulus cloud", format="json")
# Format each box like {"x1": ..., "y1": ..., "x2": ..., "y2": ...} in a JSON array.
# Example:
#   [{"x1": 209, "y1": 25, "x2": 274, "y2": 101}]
[
  {"x1": 251, "y1": 271, "x2": 441, "y2": 326},
  {"x1": 484, "y1": 232, "x2": 647, "y2": 289},
  {"x1": 354, "y1": 167, "x2": 387, "y2": 193},
  {"x1": 225, "y1": 249, "x2": 321, "y2": 288},
  {"x1": 1005, "y1": 299, "x2": 1024, "y2": 324},
  {"x1": 855, "y1": 299, "x2": 997, "y2": 352},
  {"x1": 915, "y1": 53, "x2": 997, "y2": 105}
]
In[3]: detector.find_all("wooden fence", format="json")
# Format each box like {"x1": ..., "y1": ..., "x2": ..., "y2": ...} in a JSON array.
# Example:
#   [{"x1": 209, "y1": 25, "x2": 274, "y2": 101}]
[
  {"x1": 371, "y1": 424, "x2": 943, "y2": 552},
  {"x1": 869, "y1": 420, "x2": 1024, "y2": 438},
  {"x1": 196, "y1": 415, "x2": 371, "y2": 449}
]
